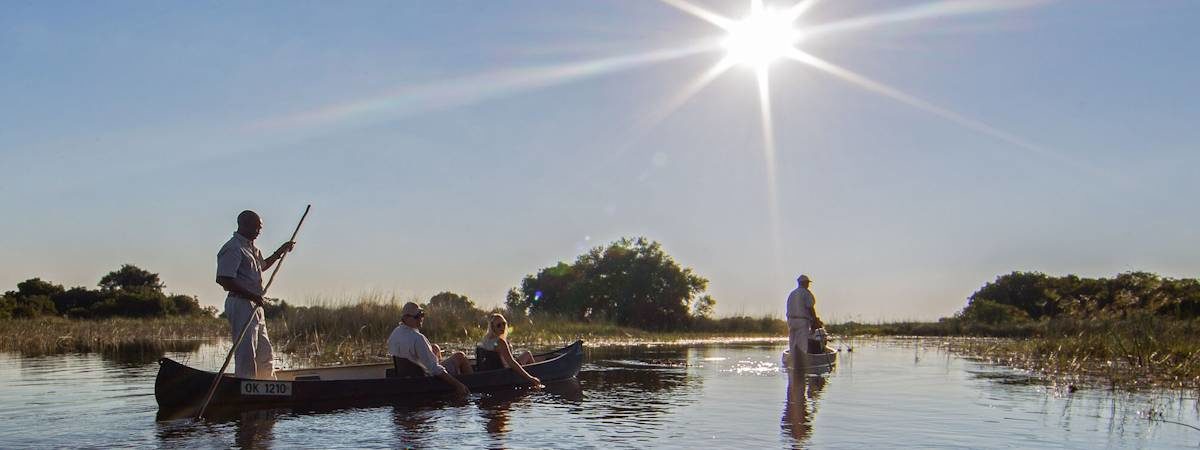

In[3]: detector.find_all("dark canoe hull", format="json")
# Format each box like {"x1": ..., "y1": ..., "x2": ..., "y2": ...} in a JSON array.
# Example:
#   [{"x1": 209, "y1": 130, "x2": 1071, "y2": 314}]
[{"x1": 156, "y1": 340, "x2": 584, "y2": 412}]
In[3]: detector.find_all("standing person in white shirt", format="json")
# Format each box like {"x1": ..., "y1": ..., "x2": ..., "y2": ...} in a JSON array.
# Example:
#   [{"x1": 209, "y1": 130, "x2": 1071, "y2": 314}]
[
  {"x1": 786, "y1": 274, "x2": 824, "y2": 357},
  {"x1": 215, "y1": 210, "x2": 295, "y2": 380},
  {"x1": 387, "y1": 302, "x2": 471, "y2": 395}
]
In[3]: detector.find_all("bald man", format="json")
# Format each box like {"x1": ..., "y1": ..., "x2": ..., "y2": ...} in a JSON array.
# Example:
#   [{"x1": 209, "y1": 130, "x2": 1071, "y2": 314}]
[{"x1": 215, "y1": 210, "x2": 295, "y2": 379}]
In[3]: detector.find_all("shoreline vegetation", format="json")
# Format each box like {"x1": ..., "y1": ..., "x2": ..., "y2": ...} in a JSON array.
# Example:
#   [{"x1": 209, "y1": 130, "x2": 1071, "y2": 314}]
[
  {"x1": 1, "y1": 308, "x2": 1196, "y2": 390},
  {"x1": 0, "y1": 311, "x2": 787, "y2": 360},
  {"x1": 2, "y1": 239, "x2": 1198, "y2": 389},
  {"x1": 832, "y1": 318, "x2": 1200, "y2": 390}
]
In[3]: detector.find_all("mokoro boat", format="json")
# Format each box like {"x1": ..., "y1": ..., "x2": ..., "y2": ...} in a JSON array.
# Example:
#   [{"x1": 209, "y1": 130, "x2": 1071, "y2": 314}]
[
  {"x1": 155, "y1": 340, "x2": 584, "y2": 411},
  {"x1": 780, "y1": 347, "x2": 837, "y2": 373}
]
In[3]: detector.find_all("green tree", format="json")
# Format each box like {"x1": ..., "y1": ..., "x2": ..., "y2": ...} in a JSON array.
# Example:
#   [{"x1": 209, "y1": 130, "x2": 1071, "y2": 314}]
[
  {"x1": 12, "y1": 295, "x2": 57, "y2": 318},
  {"x1": 7, "y1": 278, "x2": 65, "y2": 299},
  {"x1": 99, "y1": 264, "x2": 165, "y2": 292},
  {"x1": 202, "y1": 305, "x2": 220, "y2": 317},
  {"x1": 693, "y1": 294, "x2": 717, "y2": 319},
  {"x1": 1158, "y1": 277, "x2": 1200, "y2": 318},
  {"x1": 504, "y1": 288, "x2": 527, "y2": 317},
  {"x1": 968, "y1": 272, "x2": 1056, "y2": 319},
  {"x1": 963, "y1": 271, "x2": 1200, "y2": 321},
  {"x1": 517, "y1": 237, "x2": 709, "y2": 330},
  {"x1": 92, "y1": 287, "x2": 172, "y2": 317},
  {"x1": 428, "y1": 291, "x2": 476, "y2": 312},
  {"x1": 0, "y1": 295, "x2": 14, "y2": 319},
  {"x1": 518, "y1": 262, "x2": 582, "y2": 318},
  {"x1": 169, "y1": 295, "x2": 204, "y2": 316},
  {"x1": 52, "y1": 287, "x2": 105, "y2": 318},
  {"x1": 958, "y1": 298, "x2": 1030, "y2": 325},
  {"x1": 4, "y1": 278, "x2": 65, "y2": 318}
]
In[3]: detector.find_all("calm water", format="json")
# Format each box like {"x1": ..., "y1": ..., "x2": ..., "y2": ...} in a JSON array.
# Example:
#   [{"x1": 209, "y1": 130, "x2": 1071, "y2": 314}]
[{"x1": 1, "y1": 339, "x2": 1198, "y2": 449}]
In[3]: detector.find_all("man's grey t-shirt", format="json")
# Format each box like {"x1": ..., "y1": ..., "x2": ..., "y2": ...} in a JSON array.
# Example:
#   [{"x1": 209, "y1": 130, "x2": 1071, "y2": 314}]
[
  {"x1": 786, "y1": 287, "x2": 815, "y2": 328},
  {"x1": 216, "y1": 233, "x2": 265, "y2": 297}
]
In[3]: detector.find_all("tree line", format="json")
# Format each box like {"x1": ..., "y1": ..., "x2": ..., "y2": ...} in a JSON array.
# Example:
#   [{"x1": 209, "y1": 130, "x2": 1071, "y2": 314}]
[
  {"x1": 0, "y1": 237, "x2": 730, "y2": 332},
  {"x1": 0, "y1": 264, "x2": 212, "y2": 319},
  {"x1": 957, "y1": 271, "x2": 1200, "y2": 325}
]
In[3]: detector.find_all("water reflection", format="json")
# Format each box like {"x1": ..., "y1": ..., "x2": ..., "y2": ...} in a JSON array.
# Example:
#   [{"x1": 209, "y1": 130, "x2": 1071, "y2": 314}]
[
  {"x1": 479, "y1": 390, "x2": 521, "y2": 438},
  {"x1": 8, "y1": 340, "x2": 1200, "y2": 448},
  {"x1": 781, "y1": 371, "x2": 827, "y2": 447},
  {"x1": 477, "y1": 378, "x2": 584, "y2": 442},
  {"x1": 100, "y1": 340, "x2": 204, "y2": 367},
  {"x1": 233, "y1": 408, "x2": 282, "y2": 449},
  {"x1": 391, "y1": 400, "x2": 443, "y2": 448}
]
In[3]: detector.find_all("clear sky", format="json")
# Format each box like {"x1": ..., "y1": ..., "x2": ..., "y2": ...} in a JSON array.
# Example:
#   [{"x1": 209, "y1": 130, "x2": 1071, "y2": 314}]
[{"x1": 2, "y1": 1, "x2": 1198, "y2": 321}]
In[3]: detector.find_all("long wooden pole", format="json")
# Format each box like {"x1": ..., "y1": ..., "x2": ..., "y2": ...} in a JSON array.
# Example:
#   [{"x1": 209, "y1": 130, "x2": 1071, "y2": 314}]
[{"x1": 197, "y1": 204, "x2": 310, "y2": 420}]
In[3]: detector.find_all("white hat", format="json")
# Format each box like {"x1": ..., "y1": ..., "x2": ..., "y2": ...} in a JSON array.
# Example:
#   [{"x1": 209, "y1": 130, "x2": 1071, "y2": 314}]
[{"x1": 401, "y1": 302, "x2": 424, "y2": 317}]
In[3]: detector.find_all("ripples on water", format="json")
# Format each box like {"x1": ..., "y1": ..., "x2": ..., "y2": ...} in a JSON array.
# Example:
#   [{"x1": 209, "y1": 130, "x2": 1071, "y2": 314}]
[{"x1": 0, "y1": 339, "x2": 1197, "y2": 448}]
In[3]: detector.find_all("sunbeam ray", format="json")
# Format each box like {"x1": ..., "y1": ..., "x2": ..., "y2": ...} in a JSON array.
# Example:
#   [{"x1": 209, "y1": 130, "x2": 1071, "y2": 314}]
[
  {"x1": 658, "y1": 0, "x2": 734, "y2": 30},
  {"x1": 634, "y1": 57, "x2": 738, "y2": 135},
  {"x1": 252, "y1": 44, "x2": 717, "y2": 132},
  {"x1": 785, "y1": 0, "x2": 821, "y2": 22},
  {"x1": 786, "y1": 49, "x2": 1107, "y2": 177},
  {"x1": 803, "y1": 0, "x2": 1050, "y2": 39},
  {"x1": 755, "y1": 65, "x2": 785, "y2": 284}
]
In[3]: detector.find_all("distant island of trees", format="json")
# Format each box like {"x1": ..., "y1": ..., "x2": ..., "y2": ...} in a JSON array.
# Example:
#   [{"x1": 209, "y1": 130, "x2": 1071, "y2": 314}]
[
  {"x1": 0, "y1": 264, "x2": 212, "y2": 319},
  {"x1": 957, "y1": 270, "x2": 1199, "y2": 324}
]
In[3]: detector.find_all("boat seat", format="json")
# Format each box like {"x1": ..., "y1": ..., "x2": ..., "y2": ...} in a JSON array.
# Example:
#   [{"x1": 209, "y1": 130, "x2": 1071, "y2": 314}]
[
  {"x1": 474, "y1": 347, "x2": 504, "y2": 372},
  {"x1": 388, "y1": 356, "x2": 426, "y2": 378}
]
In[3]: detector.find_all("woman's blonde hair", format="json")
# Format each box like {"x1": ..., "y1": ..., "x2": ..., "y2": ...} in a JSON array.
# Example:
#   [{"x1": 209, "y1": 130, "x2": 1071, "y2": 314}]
[{"x1": 486, "y1": 313, "x2": 510, "y2": 339}]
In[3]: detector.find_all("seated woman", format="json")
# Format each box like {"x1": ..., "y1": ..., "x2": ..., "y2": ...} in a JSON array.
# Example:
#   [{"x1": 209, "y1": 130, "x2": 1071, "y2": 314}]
[{"x1": 476, "y1": 313, "x2": 543, "y2": 387}]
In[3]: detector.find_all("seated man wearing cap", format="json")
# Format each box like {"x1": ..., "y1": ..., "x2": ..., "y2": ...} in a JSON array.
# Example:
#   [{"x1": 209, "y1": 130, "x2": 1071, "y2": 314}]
[
  {"x1": 786, "y1": 275, "x2": 825, "y2": 359},
  {"x1": 386, "y1": 302, "x2": 472, "y2": 394}
]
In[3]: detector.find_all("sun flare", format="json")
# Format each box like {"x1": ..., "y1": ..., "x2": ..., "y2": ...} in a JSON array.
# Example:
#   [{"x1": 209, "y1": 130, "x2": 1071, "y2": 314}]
[
  {"x1": 653, "y1": 0, "x2": 1063, "y2": 285},
  {"x1": 721, "y1": 7, "x2": 802, "y2": 69}
]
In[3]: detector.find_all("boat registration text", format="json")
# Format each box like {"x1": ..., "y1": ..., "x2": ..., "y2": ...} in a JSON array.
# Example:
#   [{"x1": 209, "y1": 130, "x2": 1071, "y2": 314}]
[{"x1": 240, "y1": 381, "x2": 292, "y2": 396}]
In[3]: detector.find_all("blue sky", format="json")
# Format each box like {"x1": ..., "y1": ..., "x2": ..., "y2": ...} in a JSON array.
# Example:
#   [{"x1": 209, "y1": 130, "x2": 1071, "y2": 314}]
[{"x1": 2, "y1": 1, "x2": 1197, "y2": 320}]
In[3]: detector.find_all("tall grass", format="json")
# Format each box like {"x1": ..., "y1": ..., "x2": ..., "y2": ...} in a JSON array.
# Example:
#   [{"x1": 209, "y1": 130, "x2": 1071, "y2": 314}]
[
  {"x1": 830, "y1": 315, "x2": 1200, "y2": 388},
  {"x1": 958, "y1": 315, "x2": 1200, "y2": 389},
  {"x1": 270, "y1": 295, "x2": 788, "y2": 364},
  {"x1": 826, "y1": 319, "x2": 1038, "y2": 337},
  {"x1": 0, "y1": 316, "x2": 226, "y2": 356},
  {"x1": 0, "y1": 294, "x2": 788, "y2": 365}
]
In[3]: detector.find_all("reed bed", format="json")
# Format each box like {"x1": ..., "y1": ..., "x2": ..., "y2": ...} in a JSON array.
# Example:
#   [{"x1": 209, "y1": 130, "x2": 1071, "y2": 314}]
[
  {"x1": 4, "y1": 304, "x2": 1196, "y2": 390},
  {"x1": 269, "y1": 296, "x2": 785, "y2": 364},
  {"x1": 0, "y1": 295, "x2": 785, "y2": 365},
  {"x1": 0, "y1": 316, "x2": 226, "y2": 356},
  {"x1": 830, "y1": 315, "x2": 1200, "y2": 389},
  {"x1": 955, "y1": 316, "x2": 1200, "y2": 389}
]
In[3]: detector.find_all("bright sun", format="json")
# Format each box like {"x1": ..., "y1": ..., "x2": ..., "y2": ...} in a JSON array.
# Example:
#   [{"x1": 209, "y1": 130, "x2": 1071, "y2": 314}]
[{"x1": 721, "y1": 7, "x2": 802, "y2": 68}]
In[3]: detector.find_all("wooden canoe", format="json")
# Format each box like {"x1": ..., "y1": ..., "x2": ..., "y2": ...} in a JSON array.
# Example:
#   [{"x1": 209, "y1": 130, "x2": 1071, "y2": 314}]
[
  {"x1": 780, "y1": 347, "x2": 837, "y2": 373},
  {"x1": 155, "y1": 340, "x2": 584, "y2": 411}
]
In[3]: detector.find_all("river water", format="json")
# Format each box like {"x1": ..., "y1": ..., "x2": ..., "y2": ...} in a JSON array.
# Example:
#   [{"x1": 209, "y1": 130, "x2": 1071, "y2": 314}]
[{"x1": 1, "y1": 338, "x2": 1197, "y2": 448}]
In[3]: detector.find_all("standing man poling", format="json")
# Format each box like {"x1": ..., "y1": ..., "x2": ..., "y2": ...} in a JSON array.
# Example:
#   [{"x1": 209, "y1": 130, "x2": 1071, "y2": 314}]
[
  {"x1": 786, "y1": 274, "x2": 824, "y2": 357},
  {"x1": 215, "y1": 210, "x2": 295, "y2": 380}
]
